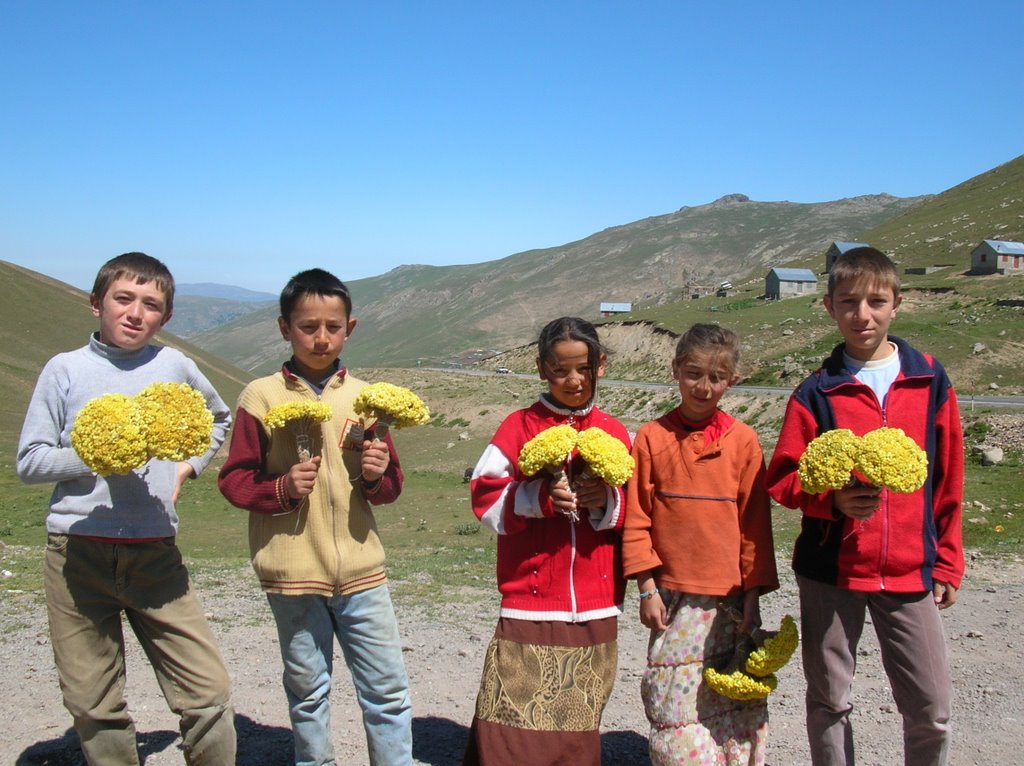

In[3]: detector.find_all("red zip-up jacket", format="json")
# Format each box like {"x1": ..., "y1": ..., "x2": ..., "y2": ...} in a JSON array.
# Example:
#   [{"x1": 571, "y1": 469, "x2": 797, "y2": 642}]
[
  {"x1": 471, "y1": 396, "x2": 630, "y2": 622},
  {"x1": 766, "y1": 336, "x2": 964, "y2": 592}
]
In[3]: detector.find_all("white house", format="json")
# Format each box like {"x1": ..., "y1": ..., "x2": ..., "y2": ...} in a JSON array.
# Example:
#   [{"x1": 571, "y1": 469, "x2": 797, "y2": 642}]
[
  {"x1": 971, "y1": 240, "x2": 1024, "y2": 275},
  {"x1": 766, "y1": 267, "x2": 818, "y2": 300},
  {"x1": 599, "y1": 302, "x2": 632, "y2": 316},
  {"x1": 825, "y1": 241, "x2": 870, "y2": 272}
]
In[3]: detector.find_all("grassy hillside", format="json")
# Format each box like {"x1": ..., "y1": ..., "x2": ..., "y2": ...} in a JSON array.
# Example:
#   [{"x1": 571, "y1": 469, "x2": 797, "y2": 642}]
[
  {"x1": 584, "y1": 155, "x2": 1024, "y2": 395},
  {"x1": 187, "y1": 193, "x2": 923, "y2": 372}
]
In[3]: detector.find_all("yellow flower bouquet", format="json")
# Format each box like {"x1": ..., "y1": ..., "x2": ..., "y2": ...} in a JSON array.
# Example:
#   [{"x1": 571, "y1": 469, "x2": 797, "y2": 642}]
[
  {"x1": 744, "y1": 614, "x2": 800, "y2": 677},
  {"x1": 797, "y1": 428, "x2": 861, "y2": 494},
  {"x1": 574, "y1": 427, "x2": 635, "y2": 488},
  {"x1": 71, "y1": 394, "x2": 149, "y2": 476},
  {"x1": 519, "y1": 425, "x2": 634, "y2": 522},
  {"x1": 136, "y1": 383, "x2": 214, "y2": 462},
  {"x1": 71, "y1": 384, "x2": 215, "y2": 476},
  {"x1": 264, "y1": 400, "x2": 334, "y2": 461},
  {"x1": 518, "y1": 424, "x2": 578, "y2": 479},
  {"x1": 856, "y1": 427, "x2": 929, "y2": 494},
  {"x1": 352, "y1": 382, "x2": 430, "y2": 438},
  {"x1": 798, "y1": 427, "x2": 928, "y2": 495},
  {"x1": 703, "y1": 667, "x2": 779, "y2": 701},
  {"x1": 703, "y1": 613, "x2": 799, "y2": 701}
]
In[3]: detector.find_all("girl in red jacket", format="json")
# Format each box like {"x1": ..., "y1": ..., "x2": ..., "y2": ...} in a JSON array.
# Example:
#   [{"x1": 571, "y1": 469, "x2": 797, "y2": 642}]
[
  {"x1": 462, "y1": 316, "x2": 631, "y2": 766},
  {"x1": 623, "y1": 323, "x2": 778, "y2": 765}
]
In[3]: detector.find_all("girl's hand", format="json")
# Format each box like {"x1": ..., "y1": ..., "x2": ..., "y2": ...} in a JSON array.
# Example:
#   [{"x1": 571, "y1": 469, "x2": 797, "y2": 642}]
[
  {"x1": 640, "y1": 592, "x2": 668, "y2": 631},
  {"x1": 637, "y1": 574, "x2": 668, "y2": 631},
  {"x1": 360, "y1": 439, "x2": 391, "y2": 483},
  {"x1": 741, "y1": 589, "x2": 762, "y2": 635},
  {"x1": 549, "y1": 475, "x2": 578, "y2": 516},
  {"x1": 573, "y1": 476, "x2": 607, "y2": 509},
  {"x1": 287, "y1": 456, "x2": 321, "y2": 498}
]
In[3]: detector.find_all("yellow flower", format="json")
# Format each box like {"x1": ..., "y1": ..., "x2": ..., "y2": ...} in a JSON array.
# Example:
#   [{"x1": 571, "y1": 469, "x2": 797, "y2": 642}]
[
  {"x1": 703, "y1": 667, "x2": 778, "y2": 701},
  {"x1": 994, "y1": 525, "x2": 1005, "y2": 533},
  {"x1": 856, "y1": 427, "x2": 928, "y2": 494},
  {"x1": 71, "y1": 394, "x2": 149, "y2": 476},
  {"x1": 798, "y1": 429, "x2": 861, "y2": 494},
  {"x1": 263, "y1": 401, "x2": 334, "y2": 430},
  {"x1": 519, "y1": 425, "x2": 578, "y2": 477},
  {"x1": 136, "y1": 382, "x2": 214, "y2": 462},
  {"x1": 352, "y1": 383, "x2": 430, "y2": 429},
  {"x1": 745, "y1": 614, "x2": 799, "y2": 677},
  {"x1": 575, "y1": 427, "x2": 635, "y2": 487}
]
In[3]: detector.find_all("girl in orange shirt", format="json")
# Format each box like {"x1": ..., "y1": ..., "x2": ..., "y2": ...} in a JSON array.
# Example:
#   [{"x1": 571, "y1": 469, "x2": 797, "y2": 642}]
[{"x1": 623, "y1": 323, "x2": 778, "y2": 765}]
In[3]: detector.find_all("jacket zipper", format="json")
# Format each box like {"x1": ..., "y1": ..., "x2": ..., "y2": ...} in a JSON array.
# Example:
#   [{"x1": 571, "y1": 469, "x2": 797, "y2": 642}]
[
  {"x1": 878, "y1": 400, "x2": 889, "y2": 591},
  {"x1": 569, "y1": 521, "x2": 578, "y2": 620}
]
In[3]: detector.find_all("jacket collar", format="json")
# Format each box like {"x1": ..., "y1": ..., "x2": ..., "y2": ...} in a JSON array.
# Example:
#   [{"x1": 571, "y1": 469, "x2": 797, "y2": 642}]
[
  {"x1": 819, "y1": 335, "x2": 933, "y2": 391},
  {"x1": 537, "y1": 393, "x2": 595, "y2": 420},
  {"x1": 281, "y1": 359, "x2": 348, "y2": 389}
]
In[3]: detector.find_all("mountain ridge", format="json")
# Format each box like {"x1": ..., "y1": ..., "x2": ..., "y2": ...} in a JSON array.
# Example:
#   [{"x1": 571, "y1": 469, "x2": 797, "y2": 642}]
[{"x1": 188, "y1": 190, "x2": 926, "y2": 372}]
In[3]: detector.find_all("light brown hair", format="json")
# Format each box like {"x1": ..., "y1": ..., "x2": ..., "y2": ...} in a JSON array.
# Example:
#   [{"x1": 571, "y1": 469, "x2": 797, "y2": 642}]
[
  {"x1": 827, "y1": 246, "x2": 900, "y2": 298},
  {"x1": 673, "y1": 323, "x2": 741, "y2": 379}
]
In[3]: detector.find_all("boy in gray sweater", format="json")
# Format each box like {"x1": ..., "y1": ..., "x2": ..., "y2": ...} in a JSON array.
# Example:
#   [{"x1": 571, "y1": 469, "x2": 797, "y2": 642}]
[{"x1": 16, "y1": 252, "x2": 236, "y2": 765}]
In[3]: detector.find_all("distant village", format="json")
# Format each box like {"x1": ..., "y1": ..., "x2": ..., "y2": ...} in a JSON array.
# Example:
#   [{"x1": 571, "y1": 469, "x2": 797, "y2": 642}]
[{"x1": 599, "y1": 238, "x2": 1024, "y2": 316}]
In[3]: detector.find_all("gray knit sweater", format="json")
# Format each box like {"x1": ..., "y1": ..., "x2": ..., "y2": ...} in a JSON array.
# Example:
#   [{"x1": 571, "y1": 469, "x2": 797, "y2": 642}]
[{"x1": 16, "y1": 334, "x2": 231, "y2": 537}]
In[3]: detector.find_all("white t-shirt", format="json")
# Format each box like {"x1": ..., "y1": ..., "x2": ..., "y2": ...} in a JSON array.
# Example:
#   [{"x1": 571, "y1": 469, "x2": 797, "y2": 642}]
[{"x1": 844, "y1": 341, "x2": 900, "y2": 407}]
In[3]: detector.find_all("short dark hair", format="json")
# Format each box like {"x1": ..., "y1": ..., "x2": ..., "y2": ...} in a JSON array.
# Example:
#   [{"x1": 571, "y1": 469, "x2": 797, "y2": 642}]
[
  {"x1": 91, "y1": 252, "x2": 175, "y2": 315},
  {"x1": 673, "y1": 323, "x2": 741, "y2": 378},
  {"x1": 279, "y1": 268, "x2": 353, "y2": 321},
  {"x1": 536, "y1": 316, "x2": 607, "y2": 383},
  {"x1": 827, "y1": 246, "x2": 900, "y2": 298}
]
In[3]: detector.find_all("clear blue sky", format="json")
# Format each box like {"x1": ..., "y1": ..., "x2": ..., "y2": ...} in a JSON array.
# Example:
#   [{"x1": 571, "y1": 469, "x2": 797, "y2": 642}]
[{"x1": 2, "y1": 2, "x2": 1021, "y2": 294}]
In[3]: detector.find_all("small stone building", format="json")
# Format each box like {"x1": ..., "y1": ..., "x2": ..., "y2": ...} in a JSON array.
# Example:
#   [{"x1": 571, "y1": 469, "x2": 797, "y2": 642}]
[
  {"x1": 766, "y1": 267, "x2": 818, "y2": 300},
  {"x1": 825, "y1": 241, "x2": 870, "y2": 272},
  {"x1": 970, "y1": 240, "x2": 1024, "y2": 275}
]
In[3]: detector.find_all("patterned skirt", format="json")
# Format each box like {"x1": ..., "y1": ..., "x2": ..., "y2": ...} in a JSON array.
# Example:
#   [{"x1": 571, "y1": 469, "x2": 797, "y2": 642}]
[
  {"x1": 462, "y1": 616, "x2": 618, "y2": 766},
  {"x1": 643, "y1": 591, "x2": 768, "y2": 766}
]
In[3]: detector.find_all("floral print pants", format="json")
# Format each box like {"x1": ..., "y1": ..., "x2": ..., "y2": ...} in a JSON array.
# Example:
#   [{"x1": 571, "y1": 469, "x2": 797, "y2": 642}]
[{"x1": 643, "y1": 591, "x2": 768, "y2": 766}]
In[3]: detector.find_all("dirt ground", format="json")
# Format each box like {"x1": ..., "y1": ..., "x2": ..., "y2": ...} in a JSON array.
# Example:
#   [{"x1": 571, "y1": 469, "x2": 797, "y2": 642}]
[{"x1": 3, "y1": 550, "x2": 1022, "y2": 766}]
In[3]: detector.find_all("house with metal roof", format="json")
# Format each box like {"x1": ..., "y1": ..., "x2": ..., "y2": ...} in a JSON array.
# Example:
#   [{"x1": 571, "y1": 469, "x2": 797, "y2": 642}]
[
  {"x1": 599, "y1": 302, "x2": 632, "y2": 316},
  {"x1": 825, "y1": 240, "x2": 870, "y2": 272},
  {"x1": 766, "y1": 267, "x2": 818, "y2": 300},
  {"x1": 970, "y1": 240, "x2": 1024, "y2": 275}
]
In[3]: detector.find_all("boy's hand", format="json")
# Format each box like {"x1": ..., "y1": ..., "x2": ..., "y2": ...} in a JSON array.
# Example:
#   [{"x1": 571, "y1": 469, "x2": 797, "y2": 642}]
[
  {"x1": 171, "y1": 462, "x2": 196, "y2": 505},
  {"x1": 573, "y1": 476, "x2": 607, "y2": 510},
  {"x1": 833, "y1": 482, "x2": 881, "y2": 520},
  {"x1": 549, "y1": 475, "x2": 577, "y2": 516},
  {"x1": 360, "y1": 439, "x2": 390, "y2": 483},
  {"x1": 933, "y1": 580, "x2": 958, "y2": 609},
  {"x1": 287, "y1": 456, "x2": 321, "y2": 498}
]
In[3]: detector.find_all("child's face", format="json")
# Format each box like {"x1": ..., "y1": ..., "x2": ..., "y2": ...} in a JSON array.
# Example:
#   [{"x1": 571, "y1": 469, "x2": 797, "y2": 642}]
[
  {"x1": 536, "y1": 339, "x2": 605, "y2": 411},
  {"x1": 90, "y1": 276, "x2": 171, "y2": 351},
  {"x1": 278, "y1": 294, "x2": 357, "y2": 382},
  {"x1": 824, "y1": 277, "x2": 901, "y2": 362},
  {"x1": 672, "y1": 350, "x2": 736, "y2": 422}
]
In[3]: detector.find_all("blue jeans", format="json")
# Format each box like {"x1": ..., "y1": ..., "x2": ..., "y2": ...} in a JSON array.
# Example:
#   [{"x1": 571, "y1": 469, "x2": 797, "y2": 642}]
[{"x1": 266, "y1": 586, "x2": 413, "y2": 766}]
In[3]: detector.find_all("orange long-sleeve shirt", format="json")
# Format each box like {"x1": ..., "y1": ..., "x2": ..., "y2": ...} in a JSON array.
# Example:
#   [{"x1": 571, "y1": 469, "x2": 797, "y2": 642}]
[{"x1": 623, "y1": 407, "x2": 778, "y2": 597}]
